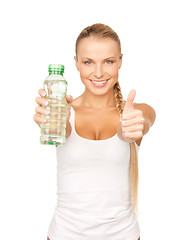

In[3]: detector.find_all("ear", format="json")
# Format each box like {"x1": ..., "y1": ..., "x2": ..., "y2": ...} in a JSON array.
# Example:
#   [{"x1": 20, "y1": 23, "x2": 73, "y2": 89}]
[
  {"x1": 74, "y1": 56, "x2": 80, "y2": 71},
  {"x1": 118, "y1": 54, "x2": 123, "y2": 69}
]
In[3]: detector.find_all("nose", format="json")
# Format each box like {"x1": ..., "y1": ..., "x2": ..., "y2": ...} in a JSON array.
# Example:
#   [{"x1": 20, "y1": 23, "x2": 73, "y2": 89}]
[{"x1": 94, "y1": 63, "x2": 104, "y2": 79}]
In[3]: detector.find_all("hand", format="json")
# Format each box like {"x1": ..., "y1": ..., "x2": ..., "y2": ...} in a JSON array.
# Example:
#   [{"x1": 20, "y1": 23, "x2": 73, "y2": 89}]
[
  {"x1": 33, "y1": 89, "x2": 49, "y2": 127},
  {"x1": 33, "y1": 89, "x2": 73, "y2": 127},
  {"x1": 120, "y1": 89, "x2": 144, "y2": 143}
]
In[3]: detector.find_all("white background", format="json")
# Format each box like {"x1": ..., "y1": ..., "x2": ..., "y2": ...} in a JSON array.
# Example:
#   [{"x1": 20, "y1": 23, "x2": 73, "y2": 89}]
[{"x1": 0, "y1": 0, "x2": 183, "y2": 239}]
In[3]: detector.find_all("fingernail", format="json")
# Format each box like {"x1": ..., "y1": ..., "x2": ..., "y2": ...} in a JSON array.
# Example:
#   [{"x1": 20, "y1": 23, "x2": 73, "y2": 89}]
[
  {"x1": 43, "y1": 101, "x2": 48, "y2": 106},
  {"x1": 45, "y1": 110, "x2": 50, "y2": 115}
]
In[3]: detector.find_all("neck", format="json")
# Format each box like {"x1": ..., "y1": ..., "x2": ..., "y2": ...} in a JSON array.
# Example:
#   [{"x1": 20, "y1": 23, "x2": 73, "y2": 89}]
[{"x1": 80, "y1": 88, "x2": 117, "y2": 109}]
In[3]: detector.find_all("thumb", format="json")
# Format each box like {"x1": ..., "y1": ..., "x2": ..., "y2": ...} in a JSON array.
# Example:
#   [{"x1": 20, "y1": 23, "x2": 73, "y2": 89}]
[
  {"x1": 66, "y1": 95, "x2": 73, "y2": 104},
  {"x1": 123, "y1": 89, "x2": 136, "y2": 113}
]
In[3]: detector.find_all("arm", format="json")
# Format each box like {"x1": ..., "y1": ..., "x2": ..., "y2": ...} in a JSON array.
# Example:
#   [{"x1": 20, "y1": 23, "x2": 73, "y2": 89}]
[
  {"x1": 134, "y1": 103, "x2": 156, "y2": 135},
  {"x1": 66, "y1": 121, "x2": 72, "y2": 139},
  {"x1": 134, "y1": 103, "x2": 156, "y2": 145}
]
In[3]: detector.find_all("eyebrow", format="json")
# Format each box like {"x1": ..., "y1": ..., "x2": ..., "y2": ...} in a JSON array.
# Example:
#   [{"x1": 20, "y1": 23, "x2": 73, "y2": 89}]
[{"x1": 81, "y1": 57, "x2": 116, "y2": 61}]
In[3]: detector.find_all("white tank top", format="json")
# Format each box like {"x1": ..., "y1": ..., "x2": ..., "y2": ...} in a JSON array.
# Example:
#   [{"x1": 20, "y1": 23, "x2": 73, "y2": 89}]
[{"x1": 47, "y1": 106, "x2": 140, "y2": 240}]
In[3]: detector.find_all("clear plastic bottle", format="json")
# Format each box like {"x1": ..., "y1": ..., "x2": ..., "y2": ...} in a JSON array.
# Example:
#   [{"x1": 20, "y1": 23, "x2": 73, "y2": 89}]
[{"x1": 40, "y1": 64, "x2": 68, "y2": 146}]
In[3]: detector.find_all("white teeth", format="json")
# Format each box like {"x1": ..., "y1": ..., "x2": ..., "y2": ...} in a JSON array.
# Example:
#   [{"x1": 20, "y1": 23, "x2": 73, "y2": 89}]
[{"x1": 92, "y1": 80, "x2": 107, "y2": 84}]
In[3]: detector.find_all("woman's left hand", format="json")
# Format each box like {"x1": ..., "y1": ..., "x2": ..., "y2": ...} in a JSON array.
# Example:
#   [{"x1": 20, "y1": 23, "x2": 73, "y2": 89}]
[{"x1": 120, "y1": 89, "x2": 145, "y2": 143}]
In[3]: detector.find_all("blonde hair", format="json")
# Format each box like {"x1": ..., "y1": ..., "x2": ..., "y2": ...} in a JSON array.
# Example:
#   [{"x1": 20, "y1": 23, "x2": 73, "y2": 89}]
[{"x1": 75, "y1": 23, "x2": 139, "y2": 216}]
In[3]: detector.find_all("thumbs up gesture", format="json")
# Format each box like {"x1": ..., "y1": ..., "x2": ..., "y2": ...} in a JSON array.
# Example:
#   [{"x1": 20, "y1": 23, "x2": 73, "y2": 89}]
[{"x1": 120, "y1": 89, "x2": 144, "y2": 143}]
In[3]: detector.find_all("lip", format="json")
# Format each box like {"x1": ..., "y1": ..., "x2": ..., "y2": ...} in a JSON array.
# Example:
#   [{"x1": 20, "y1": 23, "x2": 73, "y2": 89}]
[
  {"x1": 89, "y1": 78, "x2": 110, "y2": 87},
  {"x1": 89, "y1": 78, "x2": 110, "y2": 82}
]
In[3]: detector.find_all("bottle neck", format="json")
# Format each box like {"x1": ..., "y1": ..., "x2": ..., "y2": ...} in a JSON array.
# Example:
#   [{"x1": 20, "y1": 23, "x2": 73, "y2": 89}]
[{"x1": 49, "y1": 71, "x2": 63, "y2": 75}]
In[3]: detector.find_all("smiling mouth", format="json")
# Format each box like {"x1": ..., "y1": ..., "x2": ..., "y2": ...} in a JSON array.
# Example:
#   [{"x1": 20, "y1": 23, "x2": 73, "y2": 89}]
[{"x1": 89, "y1": 78, "x2": 110, "y2": 83}]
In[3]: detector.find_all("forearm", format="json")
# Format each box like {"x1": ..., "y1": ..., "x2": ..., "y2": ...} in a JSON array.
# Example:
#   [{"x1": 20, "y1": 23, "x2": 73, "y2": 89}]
[
  {"x1": 142, "y1": 116, "x2": 152, "y2": 136},
  {"x1": 134, "y1": 103, "x2": 156, "y2": 136}
]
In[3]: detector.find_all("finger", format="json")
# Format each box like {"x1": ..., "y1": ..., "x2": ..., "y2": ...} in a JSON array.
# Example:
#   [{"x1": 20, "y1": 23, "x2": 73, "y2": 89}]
[
  {"x1": 121, "y1": 116, "x2": 145, "y2": 127},
  {"x1": 35, "y1": 96, "x2": 49, "y2": 107},
  {"x1": 35, "y1": 105, "x2": 50, "y2": 116},
  {"x1": 33, "y1": 113, "x2": 47, "y2": 125},
  {"x1": 122, "y1": 123, "x2": 144, "y2": 133},
  {"x1": 123, "y1": 89, "x2": 136, "y2": 113},
  {"x1": 122, "y1": 109, "x2": 143, "y2": 120},
  {"x1": 65, "y1": 95, "x2": 73, "y2": 104},
  {"x1": 124, "y1": 131, "x2": 143, "y2": 139},
  {"x1": 38, "y1": 89, "x2": 47, "y2": 97}
]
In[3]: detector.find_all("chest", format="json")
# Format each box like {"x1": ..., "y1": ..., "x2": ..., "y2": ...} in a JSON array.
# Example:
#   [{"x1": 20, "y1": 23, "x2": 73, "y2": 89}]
[{"x1": 74, "y1": 107, "x2": 120, "y2": 140}]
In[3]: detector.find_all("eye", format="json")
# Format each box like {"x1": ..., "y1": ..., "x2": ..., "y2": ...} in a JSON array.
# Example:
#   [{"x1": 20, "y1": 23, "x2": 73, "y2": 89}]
[
  {"x1": 105, "y1": 60, "x2": 113, "y2": 64},
  {"x1": 84, "y1": 61, "x2": 93, "y2": 65}
]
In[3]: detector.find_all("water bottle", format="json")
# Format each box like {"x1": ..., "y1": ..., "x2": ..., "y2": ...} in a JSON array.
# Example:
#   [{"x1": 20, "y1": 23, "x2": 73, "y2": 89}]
[{"x1": 40, "y1": 64, "x2": 68, "y2": 146}]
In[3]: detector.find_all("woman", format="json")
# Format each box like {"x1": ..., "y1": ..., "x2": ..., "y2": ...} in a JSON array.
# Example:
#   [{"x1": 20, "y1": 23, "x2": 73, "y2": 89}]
[{"x1": 34, "y1": 23, "x2": 156, "y2": 240}]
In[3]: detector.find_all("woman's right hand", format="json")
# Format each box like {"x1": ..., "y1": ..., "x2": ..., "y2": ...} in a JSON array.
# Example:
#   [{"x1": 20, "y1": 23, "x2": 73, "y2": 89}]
[
  {"x1": 33, "y1": 89, "x2": 49, "y2": 128},
  {"x1": 33, "y1": 89, "x2": 73, "y2": 128}
]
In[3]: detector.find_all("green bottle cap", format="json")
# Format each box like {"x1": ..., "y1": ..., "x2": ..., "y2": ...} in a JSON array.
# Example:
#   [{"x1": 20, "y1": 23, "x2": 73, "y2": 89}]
[{"x1": 48, "y1": 64, "x2": 64, "y2": 74}]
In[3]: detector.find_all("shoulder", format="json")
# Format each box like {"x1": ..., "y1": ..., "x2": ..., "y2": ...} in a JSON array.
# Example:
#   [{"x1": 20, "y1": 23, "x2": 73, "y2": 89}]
[{"x1": 133, "y1": 102, "x2": 155, "y2": 111}]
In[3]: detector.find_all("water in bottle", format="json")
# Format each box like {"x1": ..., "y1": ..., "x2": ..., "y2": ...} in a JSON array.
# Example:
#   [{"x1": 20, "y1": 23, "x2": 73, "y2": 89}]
[{"x1": 40, "y1": 64, "x2": 68, "y2": 146}]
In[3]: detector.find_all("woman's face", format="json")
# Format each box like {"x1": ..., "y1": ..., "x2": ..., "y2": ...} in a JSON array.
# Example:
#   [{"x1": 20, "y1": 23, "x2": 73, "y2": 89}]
[{"x1": 74, "y1": 37, "x2": 123, "y2": 95}]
